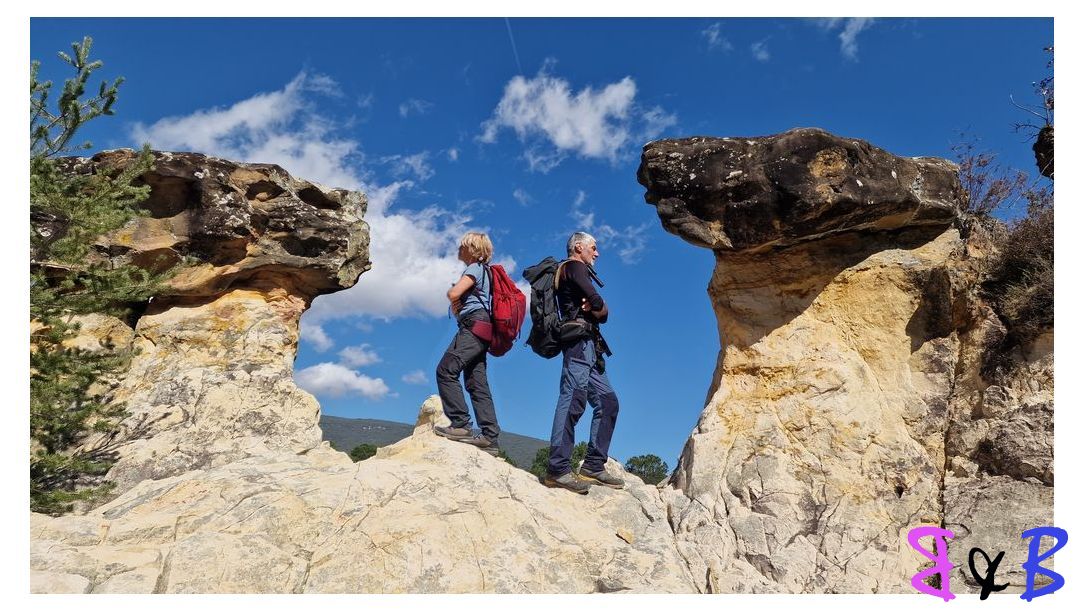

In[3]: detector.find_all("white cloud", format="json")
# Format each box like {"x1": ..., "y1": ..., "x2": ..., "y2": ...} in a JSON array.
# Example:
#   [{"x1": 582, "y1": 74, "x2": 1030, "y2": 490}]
[
  {"x1": 569, "y1": 191, "x2": 650, "y2": 265},
  {"x1": 456, "y1": 199, "x2": 494, "y2": 215},
  {"x1": 132, "y1": 72, "x2": 362, "y2": 191},
  {"x1": 300, "y1": 321, "x2": 335, "y2": 352},
  {"x1": 133, "y1": 72, "x2": 515, "y2": 327},
  {"x1": 362, "y1": 180, "x2": 411, "y2": 218},
  {"x1": 357, "y1": 92, "x2": 375, "y2": 109},
  {"x1": 570, "y1": 190, "x2": 594, "y2": 227},
  {"x1": 402, "y1": 370, "x2": 428, "y2": 385},
  {"x1": 512, "y1": 188, "x2": 532, "y2": 206},
  {"x1": 447, "y1": 147, "x2": 459, "y2": 162},
  {"x1": 399, "y1": 98, "x2": 434, "y2": 117},
  {"x1": 813, "y1": 18, "x2": 876, "y2": 60},
  {"x1": 701, "y1": 22, "x2": 733, "y2": 51},
  {"x1": 382, "y1": 151, "x2": 434, "y2": 182},
  {"x1": 480, "y1": 65, "x2": 675, "y2": 172},
  {"x1": 305, "y1": 73, "x2": 343, "y2": 97},
  {"x1": 640, "y1": 106, "x2": 678, "y2": 143},
  {"x1": 481, "y1": 70, "x2": 633, "y2": 160},
  {"x1": 338, "y1": 344, "x2": 381, "y2": 368},
  {"x1": 308, "y1": 205, "x2": 524, "y2": 321},
  {"x1": 522, "y1": 147, "x2": 566, "y2": 174},
  {"x1": 838, "y1": 18, "x2": 875, "y2": 60},
  {"x1": 596, "y1": 223, "x2": 651, "y2": 265},
  {"x1": 308, "y1": 206, "x2": 482, "y2": 320},
  {"x1": 295, "y1": 362, "x2": 390, "y2": 400},
  {"x1": 751, "y1": 41, "x2": 771, "y2": 62}
]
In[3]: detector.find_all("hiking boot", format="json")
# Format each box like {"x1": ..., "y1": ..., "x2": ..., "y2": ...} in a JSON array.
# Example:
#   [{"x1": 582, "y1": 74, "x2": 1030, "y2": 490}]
[
  {"x1": 434, "y1": 424, "x2": 473, "y2": 440},
  {"x1": 458, "y1": 434, "x2": 501, "y2": 456},
  {"x1": 542, "y1": 472, "x2": 590, "y2": 495},
  {"x1": 577, "y1": 466, "x2": 625, "y2": 489}
]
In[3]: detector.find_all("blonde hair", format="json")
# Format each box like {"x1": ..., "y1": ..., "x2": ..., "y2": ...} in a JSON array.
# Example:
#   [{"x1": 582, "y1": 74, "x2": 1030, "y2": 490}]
[{"x1": 459, "y1": 232, "x2": 494, "y2": 264}]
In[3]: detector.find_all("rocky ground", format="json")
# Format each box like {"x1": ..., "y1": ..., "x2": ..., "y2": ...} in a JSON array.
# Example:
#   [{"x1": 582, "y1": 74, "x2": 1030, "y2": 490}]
[{"x1": 30, "y1": 131, "x2": 1053, "y2": 593}]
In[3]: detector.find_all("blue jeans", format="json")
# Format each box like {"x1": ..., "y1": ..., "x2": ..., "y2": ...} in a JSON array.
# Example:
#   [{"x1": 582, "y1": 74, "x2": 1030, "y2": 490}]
[{"x1": 548, "y1": 337, "x2": 619, "y2": 475}]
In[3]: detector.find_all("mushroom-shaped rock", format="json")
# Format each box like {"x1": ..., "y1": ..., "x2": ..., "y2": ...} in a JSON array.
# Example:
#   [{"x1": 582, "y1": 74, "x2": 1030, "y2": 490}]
[
  {"x1": 51, "y1": 150, "x2": 371, "y2": 493},
  {"x1": 64, "y1": 149, "x2": 370, "y2": 299},
  {"x1": 637, "y1": 127, "x2": 964, "y2": 251},
  {"x1": 636, "y1": 128, "x2": 1050, "y2": 594}
]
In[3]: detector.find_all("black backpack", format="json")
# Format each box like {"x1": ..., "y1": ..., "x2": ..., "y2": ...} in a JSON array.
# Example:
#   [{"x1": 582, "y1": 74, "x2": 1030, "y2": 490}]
[{"x1": 522, "y1": 256, "x2": 565, "y2": 358}]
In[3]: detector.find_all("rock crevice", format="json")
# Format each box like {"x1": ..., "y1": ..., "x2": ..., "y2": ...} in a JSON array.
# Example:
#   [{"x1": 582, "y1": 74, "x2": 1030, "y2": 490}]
[
  {"x1": 55, "y1": 150, "x2": 370, "y2": 493},
  {"x1": 637, "y1": 128, "x2": 1053, "y2": 593},
  {"x1": 30, "y1": 132, "x2": 1052, "y2": 593}
]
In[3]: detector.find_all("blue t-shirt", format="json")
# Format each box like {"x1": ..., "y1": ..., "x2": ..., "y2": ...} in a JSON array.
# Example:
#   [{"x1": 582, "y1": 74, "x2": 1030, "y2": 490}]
[{"x1": 459, "y1": 263, "x2": 491, "y2": 319}]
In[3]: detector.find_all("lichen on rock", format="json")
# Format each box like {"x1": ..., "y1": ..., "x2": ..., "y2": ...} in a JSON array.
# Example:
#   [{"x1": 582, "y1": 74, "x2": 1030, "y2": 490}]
[
  {"x1": 31, "y1": 133, "x2": 1053, "y2": 594},
  {"x1": 58, "y1": 150, "x2": 370, "y2": 493},
  {"x1": 638, "y1": 128, "x2": 1053, "y2": 594}
]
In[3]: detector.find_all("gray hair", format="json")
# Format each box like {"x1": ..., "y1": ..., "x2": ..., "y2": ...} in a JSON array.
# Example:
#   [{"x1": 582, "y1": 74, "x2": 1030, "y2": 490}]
[{"x1": 566, "y1": 231, "x2": 596, "y2": 256}]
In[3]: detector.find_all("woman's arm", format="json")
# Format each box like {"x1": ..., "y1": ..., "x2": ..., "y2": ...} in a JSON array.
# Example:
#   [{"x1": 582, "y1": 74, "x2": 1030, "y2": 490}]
[{"x1": 447, "y1": 275, "x2": 476, "y2": 315}]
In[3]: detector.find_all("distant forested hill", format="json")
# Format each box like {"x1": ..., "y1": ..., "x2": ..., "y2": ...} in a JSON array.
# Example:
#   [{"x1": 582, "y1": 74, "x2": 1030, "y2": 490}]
[{"x1": 320, "y1": 415, "x2": 548, "y2": 469}]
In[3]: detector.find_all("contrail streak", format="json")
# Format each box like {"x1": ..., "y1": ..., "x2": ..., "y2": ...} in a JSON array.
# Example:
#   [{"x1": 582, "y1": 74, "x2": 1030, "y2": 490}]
[{"x1": 504, "y1": 17, "x2": 524, "y2": 75}]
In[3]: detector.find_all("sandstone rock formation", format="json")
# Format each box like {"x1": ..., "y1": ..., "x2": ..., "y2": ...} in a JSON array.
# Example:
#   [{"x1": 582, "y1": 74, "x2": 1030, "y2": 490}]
[
  {"x1": 30, "y1": 397, "x2": 696, "y2": 593},
  {"x1": 31, "y1": 131, "x2": 1053, "y2": 594},
  {"x1": 60, "y1": 150, "x2": 370, "y2": 493},
  {"x1": 639, "y1": 128, "x2": 1053, "y2": 593},
  {"x1": 635, "y1": 128, "x2": 963, "y2": 252}
]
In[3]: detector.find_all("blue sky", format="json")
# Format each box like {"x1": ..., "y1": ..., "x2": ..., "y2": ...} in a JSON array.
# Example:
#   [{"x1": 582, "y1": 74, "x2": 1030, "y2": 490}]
[{"x1": 30, "y1": 17, "x2": 1054, "y2": 468}]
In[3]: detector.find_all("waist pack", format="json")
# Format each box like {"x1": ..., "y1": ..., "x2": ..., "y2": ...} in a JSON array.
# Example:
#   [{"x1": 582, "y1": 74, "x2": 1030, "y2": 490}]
[
  {"x1": 466, "y1": 318, "x2": 493, "y2": 343},
  {"x1": 559, "y1": 318, "x2": 593, "y2": 344}
]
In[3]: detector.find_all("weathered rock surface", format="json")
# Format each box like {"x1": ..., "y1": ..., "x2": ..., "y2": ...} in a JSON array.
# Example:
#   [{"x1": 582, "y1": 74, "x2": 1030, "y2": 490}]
[
  {"x1": 638, "y1": 128, "x2": 1053, "y2": 593},
  {"x1": 943, "y1": 476, "x2": 1053, "y2": 591},
  {"x1": 637, "y1": 128, "x2": 964, "y2": 251},
  {"x1": 59, "y1": 151, "x2": 370, "y2": 493},
  {"x1": 65, "y1": 149, "x2": 370, "y2": 298},
  {"x1": 30, "y1": 397, "x2": 697, "y2": 593},
  {"x1": 31, "y1": 133, "x2": 1053, "y2": 594}
]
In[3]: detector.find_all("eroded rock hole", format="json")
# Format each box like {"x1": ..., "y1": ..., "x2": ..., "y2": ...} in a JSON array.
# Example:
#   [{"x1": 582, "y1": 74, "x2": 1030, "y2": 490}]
[
  {"x1": 246, "y1": 180, "x2": 286, "y2": 202},
  {"x1": 281, "y1": 235, "x2": 333, "y2": 258},
  {"x1": 138, "y1": 174, "x2": 196, "y2": 218},
  {"x1": 297, "y1": 186, "x2": 339, "y2": 210}
]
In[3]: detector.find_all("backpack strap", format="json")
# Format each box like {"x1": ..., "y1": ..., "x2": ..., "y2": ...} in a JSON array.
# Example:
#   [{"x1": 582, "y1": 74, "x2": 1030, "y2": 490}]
[
  {"x1": 554, "y1": 258, "x2": 574, "y2": 291},
  {"x1": 476, "y1": 262, "x2": 493, "y2": 316},
  {"x1": 554, "y1": 258, "x2": 581, "y2": 321}
]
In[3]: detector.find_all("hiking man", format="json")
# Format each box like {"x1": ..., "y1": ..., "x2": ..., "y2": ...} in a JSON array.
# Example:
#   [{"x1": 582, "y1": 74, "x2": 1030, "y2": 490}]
[{"x1": 542, "y1": 232, "x2": 623, "y2": 494}]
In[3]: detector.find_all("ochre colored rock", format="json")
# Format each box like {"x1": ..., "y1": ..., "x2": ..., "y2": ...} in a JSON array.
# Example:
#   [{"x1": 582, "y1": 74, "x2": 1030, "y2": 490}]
[
  {"x1": 99, "y1": 287, "x2": 324, "y2": 492},
  {"x1": 65, "y1": 149, "x2": 371, "y2": 299},
  {"x1": 638, "y1": 128, "x2": 1052, "y2": 593},
  {"x1": 31, "y1": 134, "x2": 1052, "y2": 594},
  {"x1": 53, "y1": 151, "x2": 370, "y2": 492}
]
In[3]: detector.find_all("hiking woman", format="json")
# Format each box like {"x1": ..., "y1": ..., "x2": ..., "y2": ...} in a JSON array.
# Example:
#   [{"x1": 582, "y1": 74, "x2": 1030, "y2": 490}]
[{"x1": 433, "y1": 232, "x2": 501, "y2": 455}]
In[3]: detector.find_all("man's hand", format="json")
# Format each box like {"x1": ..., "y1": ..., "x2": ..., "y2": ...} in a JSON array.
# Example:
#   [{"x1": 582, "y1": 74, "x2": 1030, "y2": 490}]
[{"x1": 581, "y1": 297, "x2": 608, "y2": 322}]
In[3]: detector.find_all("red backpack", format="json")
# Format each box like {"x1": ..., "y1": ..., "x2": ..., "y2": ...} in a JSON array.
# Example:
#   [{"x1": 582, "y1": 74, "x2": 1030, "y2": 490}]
[{"x1": 481, "y1": 264, "x2": 526, "y2": 356}]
